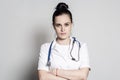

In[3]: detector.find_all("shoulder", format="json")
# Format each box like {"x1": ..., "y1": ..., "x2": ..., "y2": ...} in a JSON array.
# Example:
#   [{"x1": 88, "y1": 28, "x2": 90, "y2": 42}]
[
  {"x1": 41, "y1": 42, "x2": 50, "y2": 47},
  {"x1": 72, "y1": 37, "x2": 88, "y2": 47},
  {"x1": 78, "y1": 41, "x2": 89, "y2": 54},
  {"x1": 78, "y1": 40, "x2": 88, "y2": 48},
  {"x1": 40, "y1": 42, "x2": 51, "y2": 49},
  {"x1": 39, "y1": 42, "x2": 51, "y2": 55}
]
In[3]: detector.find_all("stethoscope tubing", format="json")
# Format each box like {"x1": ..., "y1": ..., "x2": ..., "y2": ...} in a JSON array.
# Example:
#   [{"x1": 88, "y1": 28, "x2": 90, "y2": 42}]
[{"x1": 46, "y1": 37, "x2": 81, "y2": 67}]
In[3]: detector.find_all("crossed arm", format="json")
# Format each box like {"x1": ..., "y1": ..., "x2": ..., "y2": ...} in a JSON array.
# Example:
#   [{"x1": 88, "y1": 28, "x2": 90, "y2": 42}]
[{"x1": 38, "y1": 67, "x2": 90, "y2": 80}]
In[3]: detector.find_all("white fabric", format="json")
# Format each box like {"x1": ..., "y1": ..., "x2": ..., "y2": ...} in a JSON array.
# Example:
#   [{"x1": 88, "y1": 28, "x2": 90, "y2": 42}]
[{"x1": 38, "y1": 37, "x2": 90, "y2": 71}]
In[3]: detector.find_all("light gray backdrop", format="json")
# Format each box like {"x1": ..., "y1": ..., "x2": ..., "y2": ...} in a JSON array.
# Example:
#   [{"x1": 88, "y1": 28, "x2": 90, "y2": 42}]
[{"x1": 0, "y1": 0, "x2": 120, "y2": 80}]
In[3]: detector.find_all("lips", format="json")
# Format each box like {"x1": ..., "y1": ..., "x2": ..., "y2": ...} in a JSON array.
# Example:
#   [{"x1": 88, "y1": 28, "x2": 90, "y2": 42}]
[{"x1": 60, "y1": 33, "x2": 66, "y2": 35}]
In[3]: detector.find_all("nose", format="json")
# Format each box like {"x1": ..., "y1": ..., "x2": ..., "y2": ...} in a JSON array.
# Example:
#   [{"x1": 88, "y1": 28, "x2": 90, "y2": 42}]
[{"x1": 61, "y1": 26, "x2": 65, "y2": 32}]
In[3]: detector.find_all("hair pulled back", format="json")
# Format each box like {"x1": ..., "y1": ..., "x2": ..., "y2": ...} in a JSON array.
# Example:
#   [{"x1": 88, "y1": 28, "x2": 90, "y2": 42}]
[{"x1": 52, "y1": 2, "x2": 73, "y2": 25}]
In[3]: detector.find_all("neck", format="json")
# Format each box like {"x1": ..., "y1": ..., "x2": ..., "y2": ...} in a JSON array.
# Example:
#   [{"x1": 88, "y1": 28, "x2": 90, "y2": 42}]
[{"x1": 56, "y1": 37, "x2": 71, "y2": 45}]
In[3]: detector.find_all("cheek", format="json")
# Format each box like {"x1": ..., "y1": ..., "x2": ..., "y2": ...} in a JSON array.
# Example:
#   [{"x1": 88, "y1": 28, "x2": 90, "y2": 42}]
[
  {"x1": 67, "y1": 26, "x2": 72, "y2": 32},
  {"x1": 54, "y1": 28, "x2": 60, "y2": 34}
]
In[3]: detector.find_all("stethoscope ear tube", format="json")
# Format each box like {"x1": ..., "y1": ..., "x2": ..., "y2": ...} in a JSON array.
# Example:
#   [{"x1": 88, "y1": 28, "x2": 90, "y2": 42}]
[
  {"x1": 70, "y1": 37, "x2": 81, "y2": 62},
  {"x1": 46, "y1": 40, "x2": 53, "y2": 66},
  {"x1": 72, "y1": 37, "x2": 76, "y2": 43}
]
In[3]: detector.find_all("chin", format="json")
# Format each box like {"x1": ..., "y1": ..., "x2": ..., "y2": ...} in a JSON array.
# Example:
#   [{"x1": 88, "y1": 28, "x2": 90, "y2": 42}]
[{"x1": 58, "y1": 36, "x2": 69, "y2": 40}]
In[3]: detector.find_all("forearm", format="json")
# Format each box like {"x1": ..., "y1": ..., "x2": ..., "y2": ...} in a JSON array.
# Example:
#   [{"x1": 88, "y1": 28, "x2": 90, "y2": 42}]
[
  {"x1": 57, "y1": 68, "x2": 90, "y2": 80},
  {"x1": 38, "y1": 70, "x2": 68, "y2": 80}
]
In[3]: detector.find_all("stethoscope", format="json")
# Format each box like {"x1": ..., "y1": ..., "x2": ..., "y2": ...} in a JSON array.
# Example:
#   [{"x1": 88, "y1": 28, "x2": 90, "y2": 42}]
[{"x1": 46, "y1": 37, "x2": 81, "y2": 67}]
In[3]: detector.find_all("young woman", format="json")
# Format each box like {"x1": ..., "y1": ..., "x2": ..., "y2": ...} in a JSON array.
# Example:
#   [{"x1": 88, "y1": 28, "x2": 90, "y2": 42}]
[{"x1": 38, "y1": 2, "x2": 91, "y2": 80}]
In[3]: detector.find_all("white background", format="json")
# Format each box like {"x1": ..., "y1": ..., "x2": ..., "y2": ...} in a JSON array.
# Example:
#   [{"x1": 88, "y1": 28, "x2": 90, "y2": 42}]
[{"x1": 0, "y1": 0, "x2": 120, "y2": 80}]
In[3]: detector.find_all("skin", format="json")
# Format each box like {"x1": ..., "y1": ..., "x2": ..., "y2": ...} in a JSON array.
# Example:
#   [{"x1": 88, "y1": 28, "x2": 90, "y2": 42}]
[
  {"x1": 38, "y1": 14, "x2": 90, "y2": 80},
  {"x1": 53, "y1": 14, "x2": 72, "y2": 45}
]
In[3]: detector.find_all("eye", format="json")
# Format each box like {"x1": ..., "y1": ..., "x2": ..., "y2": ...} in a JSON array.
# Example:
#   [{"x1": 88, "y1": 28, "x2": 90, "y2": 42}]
[
  {"x1": 65, "y1": 23, "x2": 69, "y2": 27},
  {"x1": 55, "y1": 24, "x2": 61, "y2": 27}
]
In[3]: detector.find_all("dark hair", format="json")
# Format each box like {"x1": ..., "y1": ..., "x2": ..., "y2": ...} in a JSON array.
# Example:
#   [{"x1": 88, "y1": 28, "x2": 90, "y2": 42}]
[{"x1": 52, "y1": 2, "x2": 73, "y2": 25}]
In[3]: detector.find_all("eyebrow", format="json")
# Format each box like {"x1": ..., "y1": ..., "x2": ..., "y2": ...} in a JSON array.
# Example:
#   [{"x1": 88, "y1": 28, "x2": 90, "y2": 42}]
[
  {"x1": 55, "y1": 22, "x2": 71, "y2": 24},
  {"x1": 65, "y1": 22, "x2": 71, "y2": 24}
]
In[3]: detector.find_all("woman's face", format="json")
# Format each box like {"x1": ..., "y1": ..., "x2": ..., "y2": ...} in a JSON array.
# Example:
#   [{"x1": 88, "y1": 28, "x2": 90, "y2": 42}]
[{"x1": 54, "y1": 14, "x2": 72, "y2": 40}]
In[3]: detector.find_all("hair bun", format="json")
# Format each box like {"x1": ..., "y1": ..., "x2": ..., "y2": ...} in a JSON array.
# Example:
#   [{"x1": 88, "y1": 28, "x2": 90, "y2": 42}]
[{"x1": 56, "y1": 2, "x2": 69, "y2": 11}]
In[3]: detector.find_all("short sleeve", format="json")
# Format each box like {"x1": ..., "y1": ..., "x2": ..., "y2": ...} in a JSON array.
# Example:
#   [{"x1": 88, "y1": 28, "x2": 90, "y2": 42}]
[
  {"x1": 38, "y1": 43, "x2": 49, "y2": 71},
  {"x1": 79, "y1": 43, "x2": 91, "y2": 70}
]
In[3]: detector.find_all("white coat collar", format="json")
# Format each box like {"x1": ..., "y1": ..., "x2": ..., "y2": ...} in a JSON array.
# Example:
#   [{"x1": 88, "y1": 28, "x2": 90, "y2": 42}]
[{"x1": 51, "y1": 37, "x2": 74, "y2": 49}]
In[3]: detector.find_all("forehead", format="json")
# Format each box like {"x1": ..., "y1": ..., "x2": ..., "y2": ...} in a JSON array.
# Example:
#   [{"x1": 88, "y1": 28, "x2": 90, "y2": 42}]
[{"x1": 55, "y1": 14, "x2": 71, "y2": 24}]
